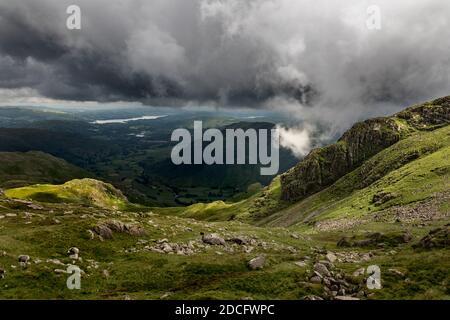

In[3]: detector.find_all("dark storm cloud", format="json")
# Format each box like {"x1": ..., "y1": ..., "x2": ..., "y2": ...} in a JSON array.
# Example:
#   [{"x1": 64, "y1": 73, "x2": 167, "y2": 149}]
[
  {"x1": 0, "y1": 0, "x2": 315, "y2": 105},
  {"x1": 0, "y1": 8, "x2": 67, "y2": 61},
  {"x1": 0, "y1": 0, "x2": 449, "y2": 127}
]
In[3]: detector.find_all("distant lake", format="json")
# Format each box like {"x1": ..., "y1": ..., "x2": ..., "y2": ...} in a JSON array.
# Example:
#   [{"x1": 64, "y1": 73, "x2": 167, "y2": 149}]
[{"x1": 91, "y1": 115, "x2": 168, "y2": 124}]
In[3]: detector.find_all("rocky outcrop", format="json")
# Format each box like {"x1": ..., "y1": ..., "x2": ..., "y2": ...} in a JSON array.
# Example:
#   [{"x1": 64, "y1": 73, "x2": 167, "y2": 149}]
[
  {"x1": 415, "y1": 224, "x2": 449, "y2": 249},
  {"x1": 396, "y1": 96, "x2": 450, "y2": 130},
  {"x1": 337, "y1": 231, "x2": 412, "y2": 248},
  {"x1": 201, "y1": 233, "x2": 226, "y2": 246},
  {"x1": 91, "y1": 220, "x2": 146, "y2": 240},
  {"x1": 281, "y1": 97, "x2": 450, "y2": 202}
]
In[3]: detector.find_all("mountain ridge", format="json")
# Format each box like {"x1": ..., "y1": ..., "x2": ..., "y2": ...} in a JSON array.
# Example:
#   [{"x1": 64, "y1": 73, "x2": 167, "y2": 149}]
[{"x1": 280, "y1": 96, "x2": 450, "y2": 202}]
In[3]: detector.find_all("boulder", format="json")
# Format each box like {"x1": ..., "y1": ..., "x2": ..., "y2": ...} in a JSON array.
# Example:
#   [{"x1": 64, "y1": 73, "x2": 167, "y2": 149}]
[
  {"x1": 104, "y1": 220, "x2": 126, "y2": 233},
  {"x1": 161, "y1": 243, "x2": 173, "y2": 253},
  {"x1": 248, "y1": 256, "x2": 265, "y2": 270},
  {"x1": 126, "y1": 225, "x2": 147, "y2": 237},
  {"x1": 326, "y1": 252, "x2": 337, "y2": 263},
  {"x1": 314, "y1": 263, "x2": 331, "y2": 277},
  {"x1": 93, "y1": 224, "x2": 113, "y2": 239},
  {"x1": 309, "y1": 276, "x2": 322, "y2": 284},
  {"x1": 201, "y1": 233, "x2": 226, "y2": 246}
]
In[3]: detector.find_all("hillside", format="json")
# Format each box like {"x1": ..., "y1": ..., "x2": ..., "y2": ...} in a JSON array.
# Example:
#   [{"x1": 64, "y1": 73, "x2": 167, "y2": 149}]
[
  {"x1": 0, "y1": 179, "x2": 448, "y2": 300},
  {"x1": 155, "y1": 97, "x2": 449, "y2": 228},
  {"x1": 281, "y1": 96, "x2": 449, "y2": 202},
  {"x1": 0, "y1": 151, "x2": 90, "y2": 189},
  {"x1": 260, "y1": 125, "x2": 449, "y2": 227},
  {"x1": 0, "y1": 116, "x2": 298, "y2": 207},
  {"x1": 5, "y1": 178, "x2": 129, "y2": 210}
]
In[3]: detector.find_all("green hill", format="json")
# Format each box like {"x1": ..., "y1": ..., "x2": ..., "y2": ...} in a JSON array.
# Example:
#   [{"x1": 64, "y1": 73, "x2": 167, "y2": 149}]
[
  {"x1": 0, "y1": 151, "x2": 90, "y2": 189},
  {"x1": 260, "y1": 125, "x2": 449, "y2": 227},
  {"x1": 5, "y1": 178, "x2": 129, "y2": 210}
]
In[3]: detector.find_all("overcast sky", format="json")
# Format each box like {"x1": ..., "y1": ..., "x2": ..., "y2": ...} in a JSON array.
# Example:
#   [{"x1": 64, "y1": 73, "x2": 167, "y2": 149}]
[{"x1": 0, "y1": 0, "x2": 449, "y2": 129}]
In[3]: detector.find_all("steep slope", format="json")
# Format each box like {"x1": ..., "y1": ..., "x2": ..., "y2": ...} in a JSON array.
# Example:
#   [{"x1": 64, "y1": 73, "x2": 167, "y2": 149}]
[
  {"x1": 156, "y1": 176, "x2": 285, "y2": 222},
  {"x1": 160, "y1": 123, "x2": 449, "y2": 226},
  {"x1": 281, "y1": 96, "x2": 449, "y2": 202},
  {"x1": 260, "y1": 125, "x2": 450, "y2": 227},
  {"x1": 0, "y1": 151, "x2": 90, "y2": 189},
  {"x1": 5, "y1": 178, "x2": 129, "y2": 210}
]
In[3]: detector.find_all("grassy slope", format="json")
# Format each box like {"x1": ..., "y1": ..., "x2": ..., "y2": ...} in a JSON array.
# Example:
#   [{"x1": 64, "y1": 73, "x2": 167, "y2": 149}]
[
  {"x1": 0, "y1": 196, "x2": 448, "y2": 299},
  {"x1": 154, "y1": 176, "x2": 287, "y2": 222},
  {"x1": 152, "y1": 104, "x2": 449, "y2": 226},
  {"x1": 154, "y1": 125, "x2": 449, "y2": 227},
  {"x1": 0, "y1": 151, "x2": 90, "y2": 189},
  {"x1": 5, "y1": 178, "x2": 130, "y2": 210},
  {"x1": 0, "y1": 207, "x2": 312, "y2": 299},
  {"x1": 259, "y1": 125, "x2": 450, "y2": 227}
]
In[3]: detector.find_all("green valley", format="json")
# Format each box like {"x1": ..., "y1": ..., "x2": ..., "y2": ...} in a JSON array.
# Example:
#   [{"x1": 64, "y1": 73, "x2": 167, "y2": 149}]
[{"x1": 0, "y1": 97, "x2": 448, "y2": 300}]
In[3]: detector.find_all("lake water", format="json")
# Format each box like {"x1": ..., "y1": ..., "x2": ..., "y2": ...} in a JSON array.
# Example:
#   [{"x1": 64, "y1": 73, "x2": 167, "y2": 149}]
[{"x1": 91, "y1": 115, "x2": 167, "y2": 124}]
